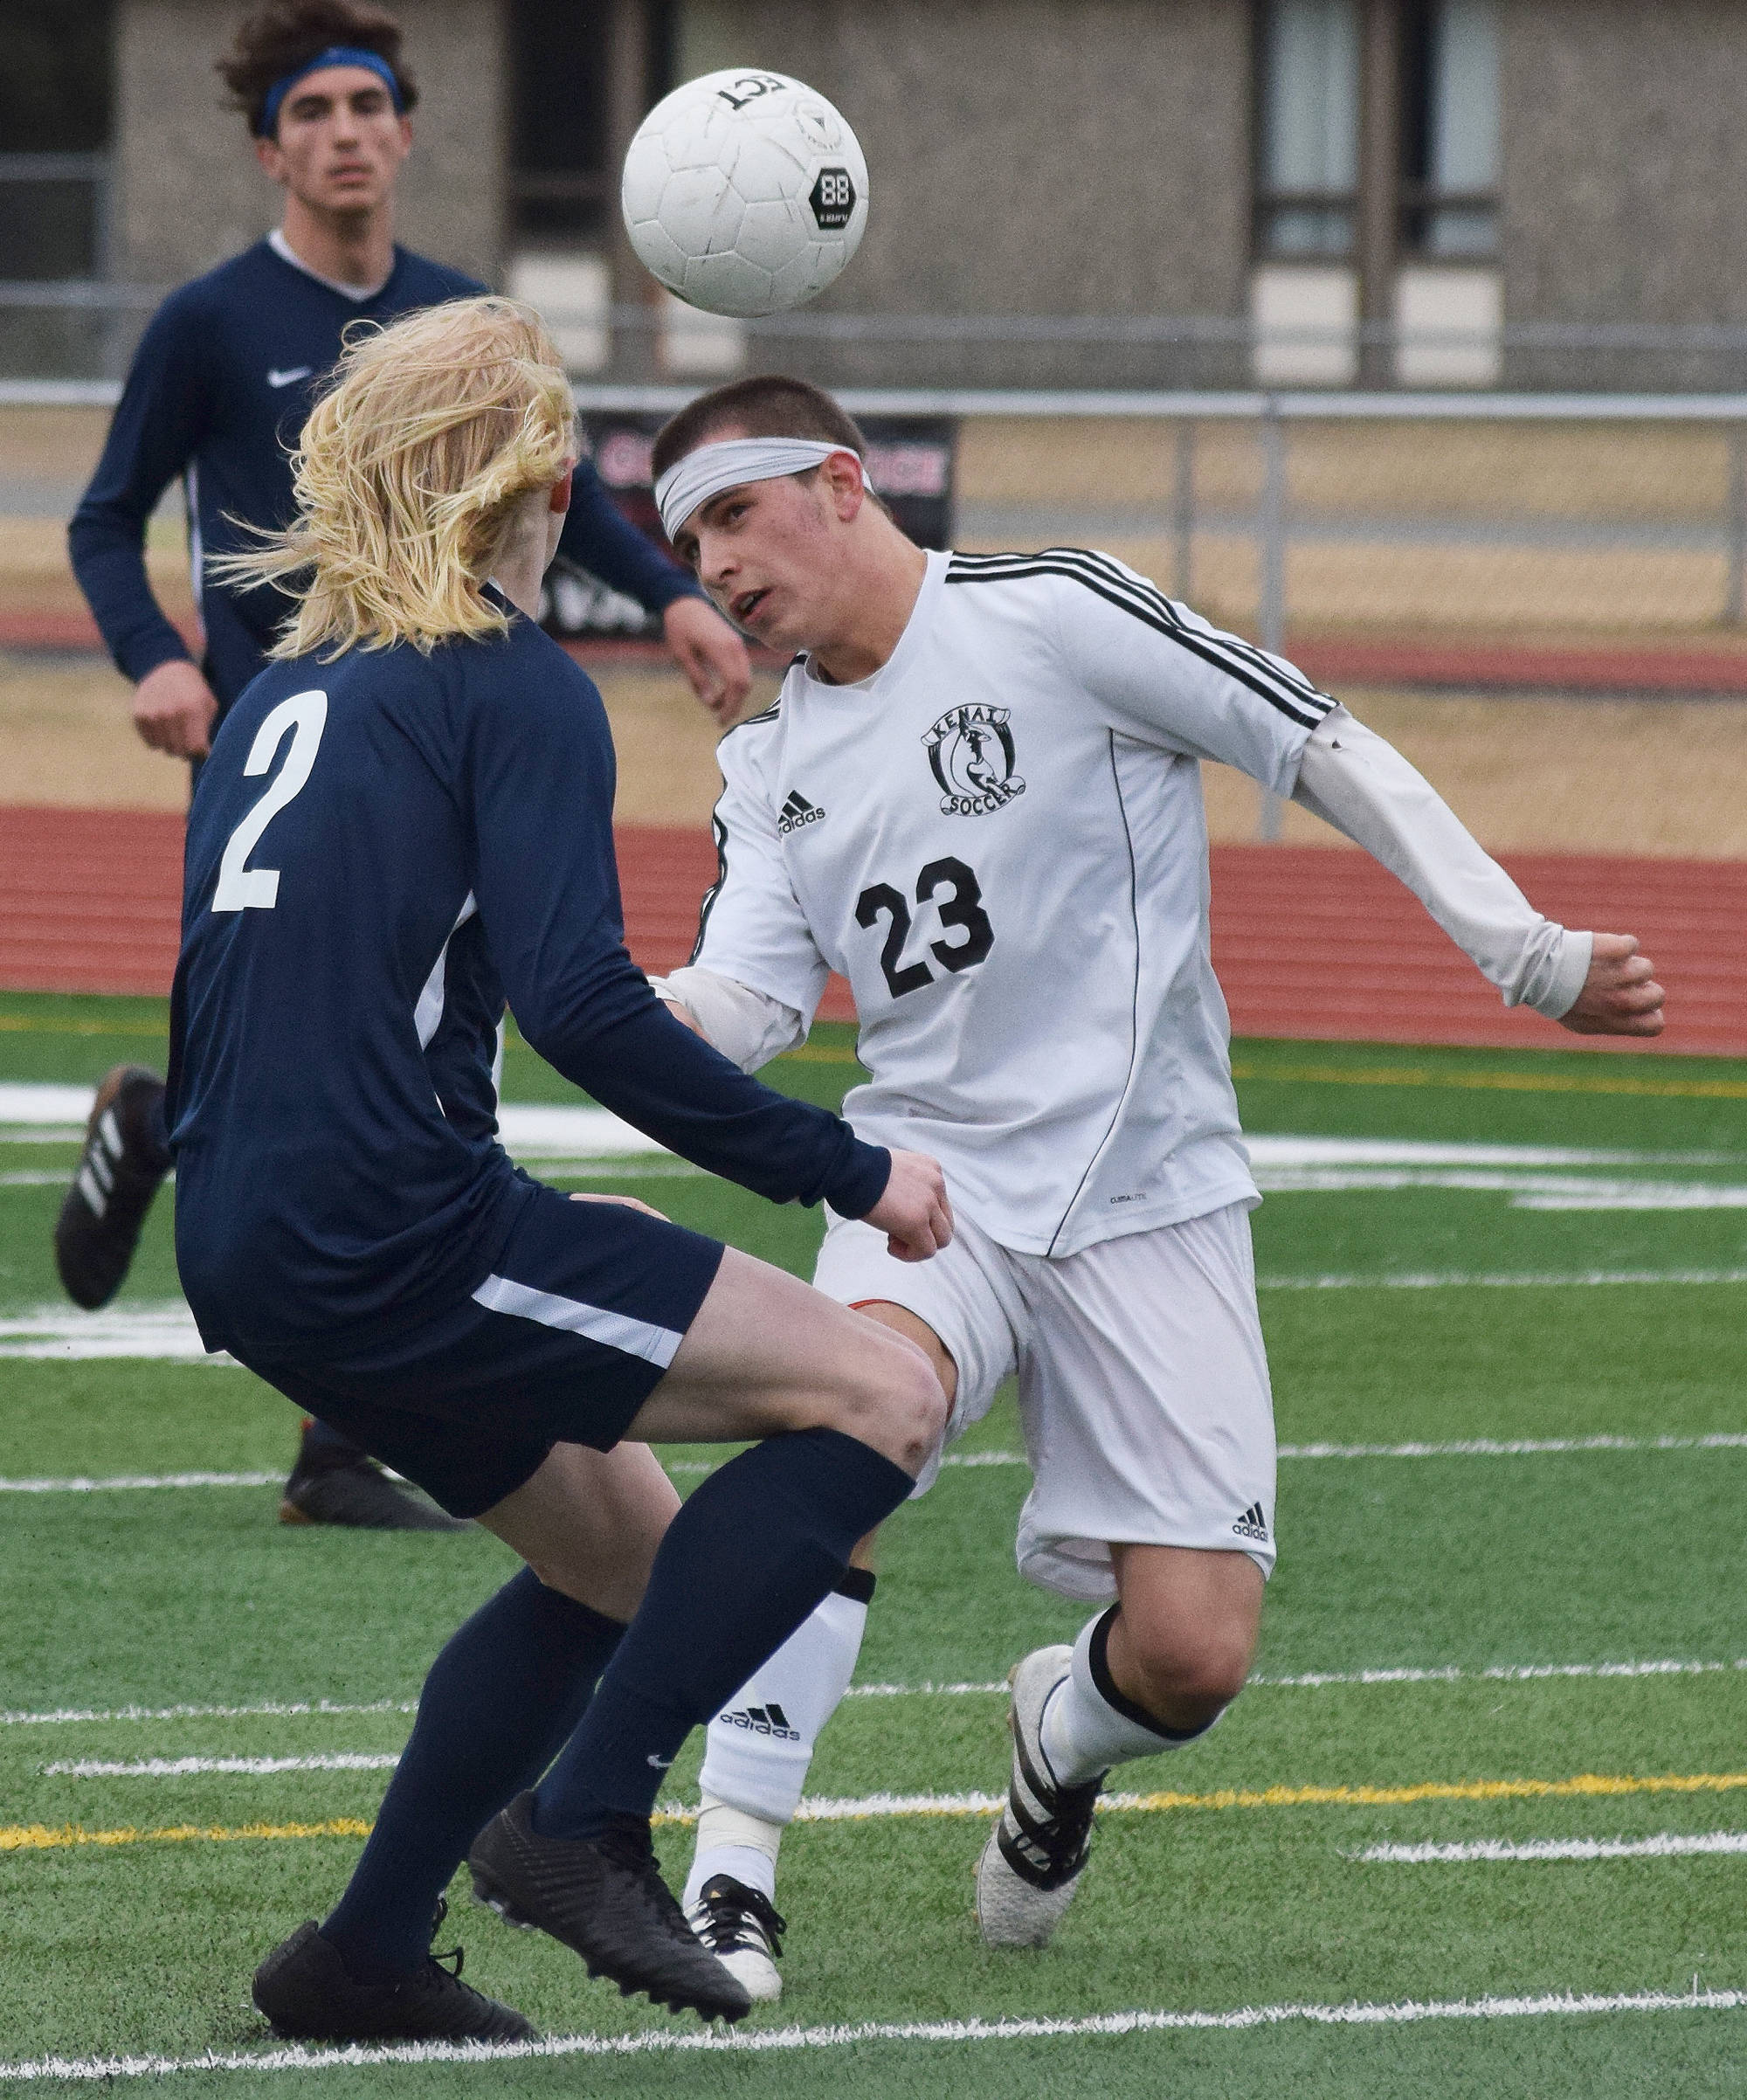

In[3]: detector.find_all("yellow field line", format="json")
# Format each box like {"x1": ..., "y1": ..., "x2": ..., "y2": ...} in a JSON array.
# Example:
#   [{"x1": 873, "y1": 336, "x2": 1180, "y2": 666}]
[
  {"x1": 1109, "y1": 1771, "x2": 1747, "y2": 1813},
  {"x1": 9, "y1": 1771, "x2": 1746, "y2": 1854},
  {"x1": 2, "y1": 1012, "x2": 1739, "y2": 1097},
  {"x1": 1229, "y1": 1059, "x2": 1747, "y2": 1101},
  {"x1": 0, "y1": 1818, "x2": 369, "y2": 1853},
  {"x1": 0, "y1": 1016, "x2": 167, "y2": 1040},
  {"x1": 771, "y1": 1046, "x2": 1747, "y2": 1095}
]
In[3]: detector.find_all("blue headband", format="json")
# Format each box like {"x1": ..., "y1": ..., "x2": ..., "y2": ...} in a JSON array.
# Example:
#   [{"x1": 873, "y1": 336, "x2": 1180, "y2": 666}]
[{"x1": 260, "y1": 45, "x2": 404, "y2": 135}]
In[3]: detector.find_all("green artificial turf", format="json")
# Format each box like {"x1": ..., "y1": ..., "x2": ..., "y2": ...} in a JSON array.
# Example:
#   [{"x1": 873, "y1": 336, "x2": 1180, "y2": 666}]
[{"x1": 0, "y1": 996, "x2": 1744, "y2": 2093}]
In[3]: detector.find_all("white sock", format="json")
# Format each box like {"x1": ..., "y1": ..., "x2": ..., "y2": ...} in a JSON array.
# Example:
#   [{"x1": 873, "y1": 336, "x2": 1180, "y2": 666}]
[
  {"x1": 682, "y1": 1576, "x2": 871, "y2": 1909},
  {"x1": 1039, "y1": 1606, "x2": 1221, "y2": 1786},
  {"x1": 685, "y1": 1798, "x2": 780, "y2": 1903}
]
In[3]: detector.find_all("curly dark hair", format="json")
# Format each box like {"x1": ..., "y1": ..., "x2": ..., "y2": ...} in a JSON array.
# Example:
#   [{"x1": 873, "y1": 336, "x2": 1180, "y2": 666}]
[{"x1": 216, "y1": 0, "x2": 418, "y2": 137}]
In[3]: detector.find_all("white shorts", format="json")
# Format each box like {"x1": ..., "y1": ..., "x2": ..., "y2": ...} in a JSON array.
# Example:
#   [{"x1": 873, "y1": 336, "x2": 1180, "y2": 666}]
[{"x1": 813, "y1": 1201, "x2": 1277, "y2": 1601}]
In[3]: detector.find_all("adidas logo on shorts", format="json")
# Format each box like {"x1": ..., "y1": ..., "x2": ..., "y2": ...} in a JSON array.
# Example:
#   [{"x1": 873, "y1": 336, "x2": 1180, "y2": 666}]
[
  {"x1": 777, "y1": 790, "x2": 826, "y2": 835},
  {"x1": 716, "y1": 1701, "x2": 801, "y2": 1741},
  {"x1": 1232, "y1": 1502, "x2": 1269, "y2": 1542}
]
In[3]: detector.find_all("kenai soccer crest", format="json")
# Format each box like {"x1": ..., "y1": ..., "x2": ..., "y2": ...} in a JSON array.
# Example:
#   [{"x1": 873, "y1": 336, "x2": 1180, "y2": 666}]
[{"x1": 922, "y1": 705, "x2": 1026, "y2": 816}]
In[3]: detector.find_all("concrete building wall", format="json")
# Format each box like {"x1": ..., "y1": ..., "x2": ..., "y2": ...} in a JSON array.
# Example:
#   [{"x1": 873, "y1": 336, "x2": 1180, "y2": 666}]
[
  {"x1": 1502, "y1": 0, "x2": 1747, "y2": 384},
  {"x1": 114, "y1": 0, "x2": 506, "y2": 291},
  {"x1": 673, "y1": 0, "x2": 1253, "y2": 385}
]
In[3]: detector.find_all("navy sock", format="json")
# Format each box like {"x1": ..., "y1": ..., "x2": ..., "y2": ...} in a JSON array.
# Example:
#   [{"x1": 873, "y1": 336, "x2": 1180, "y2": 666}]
[
  {"x1": 321, "y1": 1567, "x2": 624, "y2": 1979},
  {"x1": 534, "y1": 1427, "x2": 913, "y2": 1840}
]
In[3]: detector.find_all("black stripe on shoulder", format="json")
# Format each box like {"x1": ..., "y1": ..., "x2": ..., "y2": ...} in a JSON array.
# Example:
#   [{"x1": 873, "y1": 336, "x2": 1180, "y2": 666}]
[
  {"x1": 947, "y1": 550, "x2": 1329, "y2": 730},
  {"x1": 718, "y1": 697, "x2": 783, "y2": 744}
]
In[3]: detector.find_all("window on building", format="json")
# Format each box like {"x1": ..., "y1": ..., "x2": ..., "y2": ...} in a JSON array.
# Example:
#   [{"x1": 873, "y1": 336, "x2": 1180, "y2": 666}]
[
  {"x1": 508, "y1": 0, "x2": 674, "y2": 246},
  {"x1": 1400, "y1": 0, "x2": 1500, "y2": 258},
  {"x1": 1254, "y1": 0, "x2": 1361, "y2": 259},
  {"x1": 0, "y1": 0, "x2": 114, "y2": 280}
]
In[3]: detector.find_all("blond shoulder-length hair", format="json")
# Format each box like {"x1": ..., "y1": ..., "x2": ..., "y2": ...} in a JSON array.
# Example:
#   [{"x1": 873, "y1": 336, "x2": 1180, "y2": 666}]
[{"x1": 217, "y1": 295, "x2": 575, "y2": 659}]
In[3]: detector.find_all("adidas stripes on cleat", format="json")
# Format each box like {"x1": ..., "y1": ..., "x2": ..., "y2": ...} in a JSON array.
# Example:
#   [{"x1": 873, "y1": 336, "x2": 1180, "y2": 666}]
[
  {"x1": 252, "y1": 1914, "x2": 535, "y2": 2043},
  {"x1": 469, "y1": 1793, "x2": 753, "y2": 2023},
  {"x1": 53, "y1": 1065, "x2": 171, "y2": 1310},
  {"x1": 686, "y1": 1875, "x2": 785, "y2": 2003},
  {"x1": 976, "y1": 1645, "x2": 1103, "y2": 1949}
]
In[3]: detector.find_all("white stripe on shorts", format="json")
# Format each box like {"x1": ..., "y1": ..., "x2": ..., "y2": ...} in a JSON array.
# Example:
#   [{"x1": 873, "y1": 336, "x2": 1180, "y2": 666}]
[{"x1": 470, "y1": 1274, "x2": 684, "y2": 1370}]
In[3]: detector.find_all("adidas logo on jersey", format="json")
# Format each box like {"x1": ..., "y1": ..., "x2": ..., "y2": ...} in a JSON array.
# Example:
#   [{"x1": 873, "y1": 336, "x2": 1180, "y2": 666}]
[
  {"x1": 777, "y1": 790, "x2": 826, "y2": 835},
  {"x1": 716, "y1": 1701, "x2": 801, "y2": 1741},
  {"x1": 1232, "y1": 1502, "x2": 1270, "y2": 1542}
]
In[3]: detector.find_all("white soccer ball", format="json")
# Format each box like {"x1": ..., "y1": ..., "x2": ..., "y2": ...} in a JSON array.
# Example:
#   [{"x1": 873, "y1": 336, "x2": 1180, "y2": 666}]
[{"x1": 620, "y1": 69, "x2": 869, "y2": 320}]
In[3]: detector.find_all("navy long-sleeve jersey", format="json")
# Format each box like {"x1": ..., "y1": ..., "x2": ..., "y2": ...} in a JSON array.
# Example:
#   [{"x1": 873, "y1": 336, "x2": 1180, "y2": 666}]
[
  {"x1": 165, "y1": 599, "x2": 887, "y2": 1365},
  {"x1": 68, "y1": 238, "x2": 697, "y2": 710}
]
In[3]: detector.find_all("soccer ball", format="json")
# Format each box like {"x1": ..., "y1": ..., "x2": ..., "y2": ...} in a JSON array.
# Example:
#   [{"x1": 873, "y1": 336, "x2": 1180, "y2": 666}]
[{"x1": 620, "y1": 70, "x2": 868, "y2": 320}]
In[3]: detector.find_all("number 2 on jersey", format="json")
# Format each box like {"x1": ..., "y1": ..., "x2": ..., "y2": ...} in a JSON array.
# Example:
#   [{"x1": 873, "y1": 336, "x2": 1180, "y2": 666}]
[
  {"x1": 211, "y1": 690, "x2": 328, "y2": 913},
  {"x1": 855, "y1": 855, "x2": 994, "y2": 999}
]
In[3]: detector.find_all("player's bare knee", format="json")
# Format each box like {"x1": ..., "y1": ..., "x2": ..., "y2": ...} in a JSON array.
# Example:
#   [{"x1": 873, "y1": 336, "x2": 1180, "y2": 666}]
[
  {"x1": 835, "y1": 1330, "x2": 948, "y2": 1475},
  {"x1": 1123, "y1": 1626, "x2": 1253, "y2": 1720}
]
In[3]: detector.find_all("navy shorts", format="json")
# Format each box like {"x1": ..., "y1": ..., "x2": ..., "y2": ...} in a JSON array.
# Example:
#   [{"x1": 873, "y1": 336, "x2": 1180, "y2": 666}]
[{"x1": 252, "y1": 1185, "x2": 725, "y2": 1518}]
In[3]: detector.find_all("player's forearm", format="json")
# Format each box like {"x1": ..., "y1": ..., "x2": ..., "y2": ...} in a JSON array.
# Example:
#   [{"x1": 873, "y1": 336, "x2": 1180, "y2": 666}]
[
  {"x1": 647, "y1": 965, "x2": 805, "y2": 1072},
  {"x1": 1290, "y1": 708, "x2": 1592, "y2": 1019},
  {"x1": 66, "y1": 517, "x2": 195, "y2": 683},
  {"x1": 522, "y1": 980, "x2": 885, "y2": 1213}
]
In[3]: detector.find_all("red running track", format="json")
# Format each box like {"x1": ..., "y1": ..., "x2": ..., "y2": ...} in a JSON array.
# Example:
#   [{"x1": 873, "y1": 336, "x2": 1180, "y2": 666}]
[{"x1": 3, "y1": 805, "x2": 1743, "y2": 1054}]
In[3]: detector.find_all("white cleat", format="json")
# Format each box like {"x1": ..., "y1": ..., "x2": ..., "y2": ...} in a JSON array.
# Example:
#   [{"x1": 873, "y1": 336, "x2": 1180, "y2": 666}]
[
  {"x1": 976, "y1": 1645, "x2": 1104, "y2": 1949},
  {"x1": 686, "y1": 1875, "x2": 784, "y2": 2002}
]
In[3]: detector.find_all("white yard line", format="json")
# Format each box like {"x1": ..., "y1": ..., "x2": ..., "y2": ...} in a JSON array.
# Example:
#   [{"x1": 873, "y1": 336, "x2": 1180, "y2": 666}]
[
  {"x1": 1259, "y1": 1267, "x2": 1747, "y2": 1291},
  {"x1": 0, "y1": 1700, "x2": 415, "y2": 1729},
  {"x1": 0, "y1": 1989, "x2": 1740, "y2": 2081},
  {"x1": 6, "y1": 1430, "x2": 1746, "y2": 1494},
  {"x1": 7, "y1": 1658, "x2": 1741, "y2": 1730},
  {"x1": 41, "y1": 1754, "x2": 401, "y2": 1778},
  {"x1": 1355, "y1": 1832, "x2": 1747, "y2": 1863}
]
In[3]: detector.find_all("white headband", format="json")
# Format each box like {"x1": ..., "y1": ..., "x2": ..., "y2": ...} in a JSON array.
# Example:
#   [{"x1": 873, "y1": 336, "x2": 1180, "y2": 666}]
[{"x1": 654, "y1": 437, "x2": 867, "y2": 542}]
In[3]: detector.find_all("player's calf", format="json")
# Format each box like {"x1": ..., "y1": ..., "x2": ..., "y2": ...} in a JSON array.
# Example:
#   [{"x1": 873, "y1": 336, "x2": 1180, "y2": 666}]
[{"x1": 978, "y1": 1550, "x2": 1262, "y2": 1951}]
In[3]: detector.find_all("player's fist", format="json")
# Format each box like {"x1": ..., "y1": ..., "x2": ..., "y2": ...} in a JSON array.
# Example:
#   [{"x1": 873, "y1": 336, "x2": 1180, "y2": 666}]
[
  {"x1": 864, "y1": 1149, "x2": 953, "y2": 1263},
  {"x1": 1560, "y1": 931, "x2": 1664, "y2": 1037},
  {"x1": 664, "y1": 594, "x2": 754, "y2": 725},
  {"x1": 132, "y1": 660, "x2": 219, "y2": 760}
]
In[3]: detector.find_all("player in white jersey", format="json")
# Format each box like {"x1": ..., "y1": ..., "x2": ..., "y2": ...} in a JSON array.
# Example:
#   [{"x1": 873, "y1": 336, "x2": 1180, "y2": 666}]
[{"x1": 642, "y1": 376, "x2": 1666, "y2": 1997}]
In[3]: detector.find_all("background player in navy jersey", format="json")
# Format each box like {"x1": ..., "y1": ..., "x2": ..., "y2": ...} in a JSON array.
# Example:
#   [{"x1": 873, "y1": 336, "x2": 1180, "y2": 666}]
[
  {"x1": 173, "y1": 295, "x2": 949, "y2": 2036},
  {"x1": 55, "y1": 0, "x2": 752, "y2": 1530},
  {"x1": 637, "y1": 375, "x2": 1667, "y2": 1998}
]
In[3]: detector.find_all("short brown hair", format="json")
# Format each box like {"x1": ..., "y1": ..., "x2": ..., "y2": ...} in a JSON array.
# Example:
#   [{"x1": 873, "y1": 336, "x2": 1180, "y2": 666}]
[
  {"x1": 650, "y1": 375, "x2": 869, "y2": 483},
  {"x1": 217, "y1": 0, "x2": 417, "y2": 137}
]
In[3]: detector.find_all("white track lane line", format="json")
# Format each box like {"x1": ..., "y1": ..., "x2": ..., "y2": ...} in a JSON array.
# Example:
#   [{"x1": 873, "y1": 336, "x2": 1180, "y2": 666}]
[
  {"x1": 1356, "y1": 1833, "x2": 1747, "y2": 1863},
  {"x1": 1, "y1": 1989, "x2": 1741, "y2": 2081}
]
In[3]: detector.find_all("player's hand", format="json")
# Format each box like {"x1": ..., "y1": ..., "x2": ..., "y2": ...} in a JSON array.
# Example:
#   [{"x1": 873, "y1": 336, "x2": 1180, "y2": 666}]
[
  {"x1": 569, "y1": 1192, "x2": 671, "y2": 1220},
  {"x1": 133, "y1": 660, "x2": 219, "y2": 759},
  {"x1": 663, "y1": 594, "x2": 753, "y2": 726},
  {"x1": 1559, "y1": 931, "x2": 1664, "y2": 1037},
  {"x1": 863, "y1": 1149, "x2": 953, "y2": 1263}
]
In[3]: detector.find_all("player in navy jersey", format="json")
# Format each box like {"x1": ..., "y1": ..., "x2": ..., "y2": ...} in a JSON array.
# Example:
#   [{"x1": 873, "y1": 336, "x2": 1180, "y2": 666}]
[
  {"x1": 55, "y1": 0, "x2": 752, "y2": 1528},
  {"x1": 173, "y1": 297, "x2": 949, "y2": 2036}
]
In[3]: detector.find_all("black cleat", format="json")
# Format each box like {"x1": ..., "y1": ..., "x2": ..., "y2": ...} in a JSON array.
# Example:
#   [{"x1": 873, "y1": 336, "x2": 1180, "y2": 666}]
[
  {"x1": 468, "y1": 1793, "x2": 752, "y2": 2023},
  {"x1": 53, "y1": 1065, "x2": 171, "y2": 1309},
  {"x1": 252, "y1": 1915, "x2": 536, "y2": 2044},
  {"x1": 280, "y1": 1431, "x2": 469, "y2": 1532}
]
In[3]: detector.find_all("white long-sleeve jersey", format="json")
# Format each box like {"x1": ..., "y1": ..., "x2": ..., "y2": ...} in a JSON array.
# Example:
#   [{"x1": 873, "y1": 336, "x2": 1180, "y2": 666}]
[{"x1": 673, "y1": 547, "x2": 1589, "y2": 1259}]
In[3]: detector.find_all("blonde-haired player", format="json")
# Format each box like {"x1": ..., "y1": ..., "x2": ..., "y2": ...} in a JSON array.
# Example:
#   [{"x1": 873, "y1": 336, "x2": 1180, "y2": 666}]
[
  {"x1": 642, "y1": 373, "x2": 1666, "y2": 1998},
  {"x1": 169, "y1": 301, "x2": 951, "y2": 2037}
]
